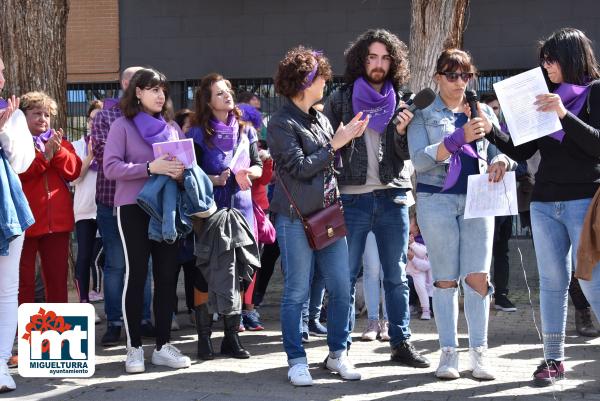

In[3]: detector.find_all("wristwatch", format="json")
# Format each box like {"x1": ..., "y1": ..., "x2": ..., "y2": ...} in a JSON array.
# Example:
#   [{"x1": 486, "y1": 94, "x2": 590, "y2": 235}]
[{"x1": 146, "y1": 162, "x2": 152, "y2": 176}]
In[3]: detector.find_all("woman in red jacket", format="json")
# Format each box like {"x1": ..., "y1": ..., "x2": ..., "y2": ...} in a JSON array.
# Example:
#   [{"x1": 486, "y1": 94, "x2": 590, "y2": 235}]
[{"x1": 18, "y1": 91, "x2": 82, "y2": 304}]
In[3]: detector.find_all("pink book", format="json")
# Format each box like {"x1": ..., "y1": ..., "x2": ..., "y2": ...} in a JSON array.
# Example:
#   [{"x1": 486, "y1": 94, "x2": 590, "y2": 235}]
[{"x1": 152, "y1": 138, "x2": 196, "y2": 168}]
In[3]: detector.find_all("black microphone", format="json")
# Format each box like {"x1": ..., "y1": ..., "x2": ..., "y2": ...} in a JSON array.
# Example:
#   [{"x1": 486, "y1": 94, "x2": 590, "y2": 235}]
[
  {"x1": 392, "y1": 88, "x2": 436, "y2": 125},
  {"x1": 465, "y1": 89, "x2": 479, "y2": 119}
]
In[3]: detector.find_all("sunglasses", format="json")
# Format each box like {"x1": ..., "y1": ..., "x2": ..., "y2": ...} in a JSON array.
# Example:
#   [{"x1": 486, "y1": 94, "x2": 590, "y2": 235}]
[
  {"x1": 540, "y1": 56, "x2": 557, "y2": 66},
  {"x1": 438, "y1": 71, "x2": 474, "y2": 82}
]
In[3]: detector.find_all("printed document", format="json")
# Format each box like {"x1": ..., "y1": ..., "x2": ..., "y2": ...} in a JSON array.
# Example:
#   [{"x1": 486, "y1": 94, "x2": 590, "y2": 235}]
[
  {"x1": 493, "y1": 67, "x2": 562, "y2": 145},
  {"x1": 464, "y1": 172, "x2": 518, "y2": 219},
  {"x1": 152, "y1": 138, "x2": 196, "y2": 168}
]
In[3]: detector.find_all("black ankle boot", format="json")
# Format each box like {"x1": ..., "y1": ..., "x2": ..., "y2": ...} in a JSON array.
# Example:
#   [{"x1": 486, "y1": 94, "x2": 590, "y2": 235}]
[
  {"x1": 221, "y1": 314, "x2": 250, "y2": 359},
  {"x1": 195, "y1": 304, "x2": 214, "y2": 360}
]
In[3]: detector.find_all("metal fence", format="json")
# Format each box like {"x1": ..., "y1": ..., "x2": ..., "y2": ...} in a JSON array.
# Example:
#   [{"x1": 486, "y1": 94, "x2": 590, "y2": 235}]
[{"x1": 65, "y1": 69, "x2": 525, "y2": 140}]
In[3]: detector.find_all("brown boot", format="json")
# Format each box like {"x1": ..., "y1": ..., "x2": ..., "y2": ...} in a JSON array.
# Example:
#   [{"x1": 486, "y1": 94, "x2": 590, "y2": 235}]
[{"x1": 575, "y1": 308, "x2": 599, "y2": 337}]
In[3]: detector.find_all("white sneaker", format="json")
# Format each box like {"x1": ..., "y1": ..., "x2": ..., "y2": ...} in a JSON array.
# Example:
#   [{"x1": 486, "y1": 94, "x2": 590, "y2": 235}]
[
  {"x1": 469, "y1": 346, "x2": 495, "y2": 380},
  {"x1": 288, "y1": 364, "x2": 313, "y2": 386},
  {"x1": 171, "y1": 316, "x2": 180, "y2": 331},
  {"x1": 361, "y1": 319, "x2": 379, "y2": 341},
  {"x1": 435, "y1": 347, "x2": 459, "y2": 379},
  {"x1": 325, "y1": 354, "x2": 361, "y2": 380},
  {"x1": 151, "y1": 343, "x2": 191, "y2": 369},
  {"x1": 0, "y1": 363, "x2": 16, "y2": 393},
  {"x1": 95, "y1": 311, "x2": 101, "y2": 324},
  {"x1": 420, "y1": 309, "x2": 431, "y2": 320},
  {"x1": 125, "y1": 346, "x2": 145, "y2": 373}
]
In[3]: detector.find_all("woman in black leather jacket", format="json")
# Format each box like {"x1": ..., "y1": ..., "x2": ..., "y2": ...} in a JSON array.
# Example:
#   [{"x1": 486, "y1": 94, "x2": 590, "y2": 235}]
[{"x1": 267, "y1": 46, "x2": 368, "y2": 387}]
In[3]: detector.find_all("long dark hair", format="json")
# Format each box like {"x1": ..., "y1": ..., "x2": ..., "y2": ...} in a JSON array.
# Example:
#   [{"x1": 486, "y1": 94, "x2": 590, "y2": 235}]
[
  {"x1": 120, "y1": 68, "x2": 170, "y2": 118},
  {"x1": 343, "y1": 29, "x2": 410, "y2": 91},
  {"x1": 192, "y1": 73, "x2": 243, "y2": 144},
  {"x1": 539, "y1": 28, "x2": 600, "y2": 87}
]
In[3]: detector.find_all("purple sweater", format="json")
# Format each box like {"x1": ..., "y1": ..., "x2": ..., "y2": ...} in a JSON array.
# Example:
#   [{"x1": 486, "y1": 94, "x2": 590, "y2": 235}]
[{"x1": 103, "y1": 116, "x2": 182, "y2": 207}]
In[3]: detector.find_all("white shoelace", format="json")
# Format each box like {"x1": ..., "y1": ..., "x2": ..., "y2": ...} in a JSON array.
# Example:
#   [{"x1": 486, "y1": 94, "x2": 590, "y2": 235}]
[{"x1": 160, "y1": 343, "x2": 183, "y2": 358}]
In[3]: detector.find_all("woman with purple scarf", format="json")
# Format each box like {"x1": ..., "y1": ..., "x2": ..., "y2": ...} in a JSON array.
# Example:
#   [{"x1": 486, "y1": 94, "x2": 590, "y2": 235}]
[
  {"x1": 187, "y1": 73, "x2": 263, "y2": 357},
  {"x1": 407, "y1": 49, "x2": 513, "y2": 382},
  {"x1": 104, "y1": 68, "x2": 192, "y2": 374},
  {"x1": 72, "y1": 100, "x2": 103, "y2": 319},
  {"x1": 485, "y1": 27, "x2": 600, "y2": 387}
]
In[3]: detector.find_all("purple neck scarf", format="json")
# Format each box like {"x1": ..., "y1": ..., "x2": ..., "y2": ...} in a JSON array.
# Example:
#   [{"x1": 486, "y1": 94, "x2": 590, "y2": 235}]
[
  {"x1": 32, "y1": 129, "x2": 53, "y2": 152},
  {"x1": 133, "y1": 112, "x2": 175, "y2": 145},
  {"x1": 210, "y1": 112, "x2": 239, "y2": 153},
  {"x1": 103, "y1": 98, "x2": 119, "y2": 110},
  {"x1": 352, "y1": 77, "x2": 396, "y2": 133},
  {"x1": 414, "y1": 234, "x2": 425, "y2": 245},
  {"x1": 0, "y1": 99, "x2": 8, "y2": 110},
  {"x1": 84, "y1": 135, "x2": 99, "y2": 171},
  {"x1": 549, "y1": 83, "x2": 590, "y2": 142}
]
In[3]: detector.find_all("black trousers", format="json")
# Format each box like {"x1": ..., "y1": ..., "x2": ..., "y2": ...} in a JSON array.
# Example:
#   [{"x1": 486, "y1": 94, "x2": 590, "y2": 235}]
[
  {"x1": 118, "y1": 204, "x2": 179, "y2": 348},
  {"x1": 492, "y1": 216, "x2": 513, "y2": 295},
  {"x1": 253, "y1": 240, "x2": 280, "y2": 301}
]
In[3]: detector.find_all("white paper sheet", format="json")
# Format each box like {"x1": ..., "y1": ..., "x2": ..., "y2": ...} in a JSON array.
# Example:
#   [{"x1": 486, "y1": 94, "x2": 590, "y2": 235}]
[
  {"x1": 464, "y1": 172, "x2": 518, "y2": 219},
  {"x1": 493, "y1": 67, "x2": 562, "y2": 145},
  {"x1": 229, "y1": 134, "x2": 250, "y2": 174}
]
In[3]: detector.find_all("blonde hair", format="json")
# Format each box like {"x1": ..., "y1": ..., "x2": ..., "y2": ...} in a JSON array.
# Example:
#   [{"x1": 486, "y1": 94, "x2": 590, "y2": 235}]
[{"x1": 19, "y1": 91, "x2": 58, "y2": 116}]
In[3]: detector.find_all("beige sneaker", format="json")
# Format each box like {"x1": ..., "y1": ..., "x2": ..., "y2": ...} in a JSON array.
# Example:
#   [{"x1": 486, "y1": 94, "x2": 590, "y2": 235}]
[{"x1": 361, "y1": 319, "x2": 379, "y2": 341}]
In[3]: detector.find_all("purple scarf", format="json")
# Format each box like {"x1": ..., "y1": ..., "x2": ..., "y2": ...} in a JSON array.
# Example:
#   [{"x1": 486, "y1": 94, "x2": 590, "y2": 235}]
[
  {"x1": 352, "y1": 77, "x2": 396, "y2": 133},
  {"x1": 549, "y1": 83, "x2": 590, "y2": 142},
  {"x1": 103, "y1": 98, "x2": 119, "y2": 110},
  {"x1": 0, "y1": 99, "x2": 8, "y2": 110},
  {"x1": 210, "y1": 112, "x2": 239, "y2": 153},
  {"x1": 32, "y1": 129, "x2": 53, "y2": 152},
  {"x1": 133, "y1": 112, "x2": 176, "y2": 145},
  {"x1": 415, "y1": 234, "x2": 425, "y2": 245},
  {"x1": 84, "y1": 135, "x2": 99, "y2": 171}
]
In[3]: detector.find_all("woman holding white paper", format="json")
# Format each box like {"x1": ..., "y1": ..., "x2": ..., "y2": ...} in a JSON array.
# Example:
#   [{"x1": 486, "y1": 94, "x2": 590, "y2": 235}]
[
  {"x1": 485, "y1": 27, "x2": 600, "y2": 387},
  {"x1": 188, "y1": 73, "x2": 262, "y2": 234},
  {"x1": 407, "y1": 48, "x2": 514, "y2": 381},
  {"x1": 187, "y1": 73, "x2": 264, "y2": 342}
]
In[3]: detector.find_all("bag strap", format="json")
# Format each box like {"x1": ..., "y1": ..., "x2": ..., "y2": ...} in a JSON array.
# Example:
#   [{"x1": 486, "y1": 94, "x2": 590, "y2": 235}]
[{"x1": 275, "y1": 170, "x2": 306, "y2": 222}]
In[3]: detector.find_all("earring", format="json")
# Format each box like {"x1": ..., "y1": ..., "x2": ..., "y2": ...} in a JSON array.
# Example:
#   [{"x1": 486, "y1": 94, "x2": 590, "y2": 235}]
[{"x1": 137, "y1": 98, "x2": 141, "y2": 105}]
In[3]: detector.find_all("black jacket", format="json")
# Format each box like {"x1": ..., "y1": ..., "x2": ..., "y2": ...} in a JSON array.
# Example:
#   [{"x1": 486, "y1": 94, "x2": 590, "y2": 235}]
[
  {"x1": 267, "y1": 99, "x2": 336, "y2": 217},
  {"x1": 323, "y1": 83, "x2": 411, "y2": 187},
  {"x1": 487, "y1": 80, "x2": 600, "y2": 202}
]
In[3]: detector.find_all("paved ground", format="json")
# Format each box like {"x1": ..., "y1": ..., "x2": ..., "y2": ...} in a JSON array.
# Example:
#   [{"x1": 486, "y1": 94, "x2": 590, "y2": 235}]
[{"x1": 6, "y1": 238, "x2": 600, "y2": 401}]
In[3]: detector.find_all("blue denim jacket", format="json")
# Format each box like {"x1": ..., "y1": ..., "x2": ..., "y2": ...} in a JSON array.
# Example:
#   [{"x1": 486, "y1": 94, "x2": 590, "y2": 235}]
[
  {"x1": 407, "y1": 94, "x2": 515, "y2": 188},
  {"x1": 0, "y1": 149, "x2": 34, "y2": 255},
  {"x1": 137, "y1": 164, "x2": 216, "y2": 243}
]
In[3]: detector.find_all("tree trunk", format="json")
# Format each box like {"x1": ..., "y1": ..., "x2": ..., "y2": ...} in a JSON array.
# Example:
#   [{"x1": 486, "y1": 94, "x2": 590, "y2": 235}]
[
  {"x1": 0, "y1": 0, "x2": 70, "y2": 131},
  {"x1": 408, "y1": 0, "x2": 469, "y2": 92}
]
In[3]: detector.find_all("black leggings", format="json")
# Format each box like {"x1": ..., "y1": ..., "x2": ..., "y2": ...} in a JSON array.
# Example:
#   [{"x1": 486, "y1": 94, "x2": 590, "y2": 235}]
[
  {"x1": 118, "y1": 204, "x2": 179, "y2": 348},
  {"x1": 253, "y1": 240, "x2": 280, "y2": 301}
]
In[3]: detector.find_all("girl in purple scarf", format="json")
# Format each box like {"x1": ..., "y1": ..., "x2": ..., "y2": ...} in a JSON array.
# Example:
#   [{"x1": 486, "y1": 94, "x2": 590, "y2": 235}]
[
  {"x1": 187, "y1": 73, "x2": 263, "y2": 358},
  {"x1": 488, "y1": 28, "x2": 600, "y2": 387}
]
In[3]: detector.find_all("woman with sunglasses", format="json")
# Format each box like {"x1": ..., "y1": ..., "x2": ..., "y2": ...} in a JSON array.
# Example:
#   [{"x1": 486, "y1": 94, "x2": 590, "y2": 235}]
[
  {"x1": 407, "y1": 48, "x2": 514, "y2": 381},
  {"x1": 486, "y1": 28, "x2": 600, "y2": 387}
]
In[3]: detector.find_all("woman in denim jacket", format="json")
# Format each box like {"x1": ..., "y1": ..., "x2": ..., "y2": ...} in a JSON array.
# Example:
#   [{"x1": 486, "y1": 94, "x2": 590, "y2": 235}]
[{"x1": 407, "y1": 49, "x2": 514, "y2": 381}]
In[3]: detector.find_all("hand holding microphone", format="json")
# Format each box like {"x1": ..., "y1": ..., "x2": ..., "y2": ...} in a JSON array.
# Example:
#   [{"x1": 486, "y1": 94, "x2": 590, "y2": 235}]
[
  {"x1": 392, "y1": 88, "x2": 436, "y2": 135},
  {"x1": 464, "y1": 90, "x2": 492, "y2": 142}
]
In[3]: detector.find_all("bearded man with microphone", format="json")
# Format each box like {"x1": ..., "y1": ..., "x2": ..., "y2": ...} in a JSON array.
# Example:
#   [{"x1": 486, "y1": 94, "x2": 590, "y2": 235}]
[{"x1": 324, "y1": 28, "x2": 433, "y2": 368}]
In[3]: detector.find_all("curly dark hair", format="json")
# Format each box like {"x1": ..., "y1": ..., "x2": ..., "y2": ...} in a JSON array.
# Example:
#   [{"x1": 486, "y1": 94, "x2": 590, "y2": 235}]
[
  {"x1": 344, "y1": 29, "x2": 409, "y2": 90},
  {"x1": 192, "y1": 73, "x2": 243, "y2": 145},
  {"x1": 274, "y1": 46, "x2": 332, "y2": 98}
]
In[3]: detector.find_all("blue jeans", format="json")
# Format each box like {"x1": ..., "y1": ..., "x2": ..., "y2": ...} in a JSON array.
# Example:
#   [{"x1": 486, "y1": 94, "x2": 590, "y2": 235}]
[
  {"x1": 341, "y1": 188, "x2": 410, "y2": 346},
  {"x1": 416, "y1": 192, "x2": 494, "y2": 349},
  {"x1": 275, "y1": 214, "x2": 351, "y2": 366},
  {"x1": 363, "y1": 231, "x2": 388, "y2": 321},
  {"x1": 97, "y1": 203, "x2": 152, "y2": 325},
  {"x1": 301, "y1": 269, "x2": 326, "y2": 325},
  {"x1": 531, "y1": 199, "x2": 600, "y2": 360}
]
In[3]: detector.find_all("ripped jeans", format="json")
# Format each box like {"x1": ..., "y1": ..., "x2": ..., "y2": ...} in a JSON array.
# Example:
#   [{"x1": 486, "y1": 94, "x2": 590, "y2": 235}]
[{"x1": 416, "y1": 192, "x2": 494, "y2": 349}]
